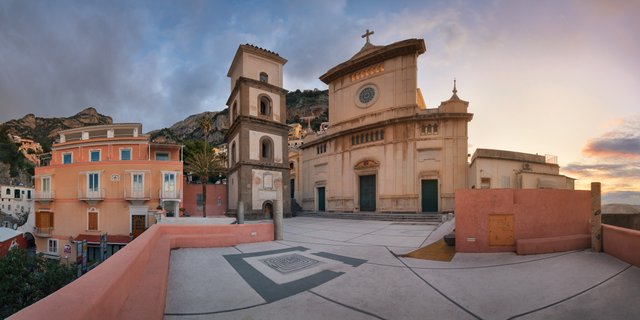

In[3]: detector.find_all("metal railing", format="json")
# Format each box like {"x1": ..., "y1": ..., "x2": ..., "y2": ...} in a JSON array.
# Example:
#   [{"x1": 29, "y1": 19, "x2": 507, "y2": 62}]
[
  {"x1": 34, "y1": 227, "x2": 53, "y2": 237},
  {"x1": 34, "y1": 191, "x2": 55, "y2": 200},
  {"x1": 124, "y1": 188, "x2": 151, "y2": 200},
  {"x1": 159, "y1": 188, "x2": 181, "y2": 200},
  {"x1": 78, "y1": 188, "x2": 106, "y2": 200}
]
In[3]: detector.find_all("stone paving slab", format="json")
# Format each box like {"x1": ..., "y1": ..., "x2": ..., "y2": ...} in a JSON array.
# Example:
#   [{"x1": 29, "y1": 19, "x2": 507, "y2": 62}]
[
  {"x1": 517, "y1": 266, "x2": 640, "y2": 320},
  {"x1": 348, "y1": 234, "x2": 426, "y2": 247},
  {"x1": 413, "y1": 251, "x2": 630, "y2": 319},
  {"x1": 165, "y1": 291, "x2": 376, "y2": 320},
  {"x1": 312, "y1": 263, "x2": 476, "y2": 320},
  {"x1": 165, "y1": 247, "x2": 265, "y2": 315}
]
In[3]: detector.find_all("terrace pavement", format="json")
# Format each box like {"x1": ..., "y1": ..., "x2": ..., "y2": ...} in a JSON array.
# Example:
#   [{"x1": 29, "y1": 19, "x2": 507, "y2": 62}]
[{"x1": 164, "y1": 217, "x2": 640, "y2": 320}]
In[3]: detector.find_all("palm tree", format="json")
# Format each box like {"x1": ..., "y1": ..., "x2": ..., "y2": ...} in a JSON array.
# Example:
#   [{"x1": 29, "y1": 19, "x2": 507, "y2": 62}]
[
  {"x1": 197, "y1": 115, "x2": 213, "y2": 144},
  {"x1": 186, "y1": 115, "x2": 215, "y2": 217},
  {"x1": 185, "y1": 147, "x2": 220, "y2": 217}
]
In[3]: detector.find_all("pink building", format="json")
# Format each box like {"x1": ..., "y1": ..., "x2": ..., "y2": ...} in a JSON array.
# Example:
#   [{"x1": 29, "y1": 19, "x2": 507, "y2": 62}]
[
  {"x1": 182, "y1": 179, "x2": 227, "y2": 217},
  {"x1": 33, "y1": 123, "x2": 182, "y2": 263}
]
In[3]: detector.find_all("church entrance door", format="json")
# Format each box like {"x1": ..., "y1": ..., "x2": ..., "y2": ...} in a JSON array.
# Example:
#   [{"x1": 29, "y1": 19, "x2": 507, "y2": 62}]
[
  {"x1": 421, "y1": 179, "x2": 438, "y2": 212},
  {"x1": 317, "y1": 187, "x2": 325, "y2": 212},
  {"x1": 359, "y1": 175, "x2": 376, "y2": 212}
]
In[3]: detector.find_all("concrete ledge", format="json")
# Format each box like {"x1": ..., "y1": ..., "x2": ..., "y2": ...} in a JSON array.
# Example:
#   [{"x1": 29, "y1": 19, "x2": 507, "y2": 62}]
[
  {"x1": 603, "y1": 224, "x2": 640, "y2": 267},
  {"x1": 10, "y1": 223, "x2": 274, "y2": 320},
  {"x1": 516, "y1": 234, "x2": 590, "y2": 255}
]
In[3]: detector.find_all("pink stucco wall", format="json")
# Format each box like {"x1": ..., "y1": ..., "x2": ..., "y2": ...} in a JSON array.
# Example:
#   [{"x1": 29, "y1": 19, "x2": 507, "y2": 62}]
[
  {"x1": 183, "y1": 182, "x2": 227, "y2": 216},
  {"x1": 603, "y1": 224, "x2": 640, "y2": 267},
  {"x1": 455, "y1": 189, "x2": 591, "y2": 253},
  {"x1": 9, "y1": 223, "x2": 274, "y2": 320}
]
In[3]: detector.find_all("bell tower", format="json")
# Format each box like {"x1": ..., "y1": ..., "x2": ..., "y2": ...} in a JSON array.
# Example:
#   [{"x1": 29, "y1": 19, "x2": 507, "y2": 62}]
[{"x1": 225, "y1": 44, "x2": 291, "y2": 236}]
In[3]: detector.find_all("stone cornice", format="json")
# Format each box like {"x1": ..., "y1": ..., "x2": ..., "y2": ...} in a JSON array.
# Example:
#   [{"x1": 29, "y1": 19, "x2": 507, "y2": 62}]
[
  {"x1": 227, "y1": 44, "x2": 287, "y2": 77},
  {"x1": 225, "y1": 77, "x2": 288, "y2": 107},
  {"x1": 319, "y1": 39, "x2": 426, "y2": 84},
  {"x1": 301, "y1": 112, "x2": 473, "y2": 149}
]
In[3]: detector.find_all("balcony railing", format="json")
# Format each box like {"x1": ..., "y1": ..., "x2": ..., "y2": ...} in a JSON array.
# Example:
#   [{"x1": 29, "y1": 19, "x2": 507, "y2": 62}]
[
  {"x1": 124, "y1": 188, "x2": 151, "y2": 200},
  {"x1": 34, "y1": 227, "x2": 53, "y2": 237},
  {"x1": 159, "y1": 188, "x2": 182, "y2": 200},
  {"x1": 34, "y1": 191, "x2": 55, "y2": 201},
  {"x1": 78, "y1": 188, "x2": 106, "y2": 200}
]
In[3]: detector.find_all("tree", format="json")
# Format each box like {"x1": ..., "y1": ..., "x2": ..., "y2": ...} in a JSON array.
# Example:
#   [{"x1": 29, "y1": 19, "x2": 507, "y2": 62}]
[
  {"x1": 0, "y1": 248, "x2": 75, "y2": 318},
  {"x1": 185, "y1": 146, "x2": 226, "y2": 217},
  {"x1": 184, "y1": 115, "x2": 220, "y2": 217}
]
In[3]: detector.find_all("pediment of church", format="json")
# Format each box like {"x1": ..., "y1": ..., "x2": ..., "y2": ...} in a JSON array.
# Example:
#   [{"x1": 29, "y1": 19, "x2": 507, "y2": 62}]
[{"x1": 354, "y1": 159, "x2": 380, "y2": 170}]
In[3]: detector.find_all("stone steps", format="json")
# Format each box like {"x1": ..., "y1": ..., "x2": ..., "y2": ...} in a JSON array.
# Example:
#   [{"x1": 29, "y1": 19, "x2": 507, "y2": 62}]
[{"x1": 295, "y1": 211, "x2": 444, "y2": 223}]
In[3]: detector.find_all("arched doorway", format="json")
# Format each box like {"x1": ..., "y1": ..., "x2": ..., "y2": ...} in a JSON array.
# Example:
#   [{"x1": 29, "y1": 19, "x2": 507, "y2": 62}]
[
  {"x1": 24, "y1": 232, "x2": 36, "y2": 255},
  {"x1": 262, "y1": 201, "x2": 274, "y2": 220}
]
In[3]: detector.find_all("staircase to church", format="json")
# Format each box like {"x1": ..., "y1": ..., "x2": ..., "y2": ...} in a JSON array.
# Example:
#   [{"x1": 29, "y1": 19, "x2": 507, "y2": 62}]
[{"x1": 296, "y1": 211, "x2": 445, "y2": 223}]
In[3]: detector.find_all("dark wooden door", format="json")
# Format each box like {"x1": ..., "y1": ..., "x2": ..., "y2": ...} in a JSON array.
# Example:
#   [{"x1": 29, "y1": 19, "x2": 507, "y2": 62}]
[
  {"x1": 359, "y1": 175, "x2": 376, "y2": 211},
  {"x1": 132, "y1": 215, "x2": 146, "y2": 238},
  {"x1": 290, "y1": 179, "x2": 295, "y2": 198},
  {"x1": 317, "y1": 187, "x2": 325, "y2": 212},
  {"x1": 421, "y1": 179, "x2": 438, "y2": 212}
]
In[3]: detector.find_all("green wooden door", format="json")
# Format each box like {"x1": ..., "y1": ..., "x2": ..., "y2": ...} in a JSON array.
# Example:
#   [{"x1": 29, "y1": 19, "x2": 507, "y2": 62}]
[
  {"x1": 359, "y1": 175, "x2": 376, "y2": 211},
  {"x1": 317, "y1": 187, "x2": 325, "y2": 212},
  {"x1": 421, "y1": 179, "x2": 438, "y2": 212}
]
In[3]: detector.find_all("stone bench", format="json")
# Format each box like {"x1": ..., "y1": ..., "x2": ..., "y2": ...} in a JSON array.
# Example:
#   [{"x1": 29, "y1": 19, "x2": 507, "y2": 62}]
[{"x1": 516, "y1": 234, "x2": 590, "y2": 255}]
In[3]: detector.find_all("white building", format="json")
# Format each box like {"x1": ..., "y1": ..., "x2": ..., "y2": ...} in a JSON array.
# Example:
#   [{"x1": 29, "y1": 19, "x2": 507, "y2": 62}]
[
  {"x1": 469, "y1": 149, "x2": 575, "y2": 190},
  {"x1": 0, "y1": 185, "x2": 35, "y2": 233}
]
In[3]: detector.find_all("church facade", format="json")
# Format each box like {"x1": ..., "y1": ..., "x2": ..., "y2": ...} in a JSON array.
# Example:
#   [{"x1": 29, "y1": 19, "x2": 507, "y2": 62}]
[{"x1": 291, "y1": 34, "x2": 473, "y2": 213}]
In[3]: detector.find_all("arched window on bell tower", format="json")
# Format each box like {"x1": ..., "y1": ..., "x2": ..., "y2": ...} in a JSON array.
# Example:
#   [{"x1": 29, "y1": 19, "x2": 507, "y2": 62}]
[
  {"x1": 231, "y1": 142, "x2": 236, "y2": 166},
  {"x1": 259, "y1": 136, "x2": 274, "y2": 162},
  {"x1": 232, "y1": 101, "x2": 238, "y2": 122},
  {"x1": 259, "y1": 72, "x2": 268, "y2": 83},
  {"x1": 259, "y1": 95, "x2": 272, "y2": 116}
]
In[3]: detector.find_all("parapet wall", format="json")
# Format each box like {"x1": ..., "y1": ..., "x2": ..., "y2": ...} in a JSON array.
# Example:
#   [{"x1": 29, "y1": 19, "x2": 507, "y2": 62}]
[
  {"x1": 455, "y1": 189, "x2": 591, "y2": 254},
  {"x1": 10, "y1": 223, "x2": 274, "y2": 320},
  {"x1": 603, "y1": 224, "x2": 640, "y2": 267}
]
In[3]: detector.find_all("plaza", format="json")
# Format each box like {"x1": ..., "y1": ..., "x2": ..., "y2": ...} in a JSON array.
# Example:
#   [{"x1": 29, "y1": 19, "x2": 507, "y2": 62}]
[{"x1": 164, "y1": 217, "x2": 640, "y2": 320}]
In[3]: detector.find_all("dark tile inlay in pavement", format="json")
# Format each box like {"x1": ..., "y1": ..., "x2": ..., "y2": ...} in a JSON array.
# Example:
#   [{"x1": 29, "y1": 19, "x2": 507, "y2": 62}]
[{"x1": 223, "y1": 246, "x2": 367, "y2": 303}]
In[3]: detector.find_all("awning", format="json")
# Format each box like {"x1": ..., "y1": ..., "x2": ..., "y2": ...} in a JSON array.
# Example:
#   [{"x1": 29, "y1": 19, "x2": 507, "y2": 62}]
[{"x1": 74, "y1": 234, "x2": 132, "y2": 244}]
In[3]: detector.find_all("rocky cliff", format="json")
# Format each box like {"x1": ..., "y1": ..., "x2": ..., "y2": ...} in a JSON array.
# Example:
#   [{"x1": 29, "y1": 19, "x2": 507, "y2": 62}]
[
  {"x1": 148, "y1": 89, "x2": 329, "y2": 145},
  {"x1": 149, "y1": 109, "x2": 229, "y2": 145},
  {"x1": 286, "y1": 89, "x2": 328, "y2": 122},
  {"x1": 0, "y1": 107, "x2": 112, "y2": 151}
]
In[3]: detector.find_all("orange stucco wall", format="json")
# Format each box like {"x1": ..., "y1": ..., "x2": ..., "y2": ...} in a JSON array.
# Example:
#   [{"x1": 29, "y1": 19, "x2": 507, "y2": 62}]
[
  {"x1": 603, "y1": 224, "x2": 640, "y2": 267},
  {"x1": 455, "y1": 189, "x2": 591, "y2": 253},
  {"x1": 10, "y1": 223, "x2": 274, "y2": 320},
  {"x1": 183, "y1": 182, "x2": 228, "y2": 216}
]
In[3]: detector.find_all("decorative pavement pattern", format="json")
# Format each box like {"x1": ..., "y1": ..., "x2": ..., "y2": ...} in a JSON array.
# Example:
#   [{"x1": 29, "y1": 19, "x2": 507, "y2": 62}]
[
  {"x1": 223, "y1": 246, "x2": 367, "y2": 303},
  {"x1": 260, "y1": 253, "x2": 322, "y2": 274}
]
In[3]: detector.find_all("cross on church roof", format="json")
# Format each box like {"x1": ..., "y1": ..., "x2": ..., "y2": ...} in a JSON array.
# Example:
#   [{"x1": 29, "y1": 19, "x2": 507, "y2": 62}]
[{"x1": 361, "y1": 29, "x2": 374, "y2": 44}]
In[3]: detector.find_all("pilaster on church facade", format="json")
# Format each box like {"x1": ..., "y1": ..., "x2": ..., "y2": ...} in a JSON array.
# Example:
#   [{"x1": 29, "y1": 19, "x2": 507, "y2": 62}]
[{"x1": 225, "y1": 44, "x2": 291, "y2": 221}]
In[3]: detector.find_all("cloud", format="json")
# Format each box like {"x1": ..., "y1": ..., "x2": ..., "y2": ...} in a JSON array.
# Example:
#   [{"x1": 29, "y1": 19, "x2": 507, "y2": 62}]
[
  {"x1": 582, "y1": 117, "x2": 640, "y2": 158},
  {"x1": 602, "y1": 191, "x2": 640, "y2": 205},
  {"x1": 563, "y1": 163, "x2": 640, "y2": 179},
  {"x1": 565, "y1": 117, "x2": 640, "y2": 203}
]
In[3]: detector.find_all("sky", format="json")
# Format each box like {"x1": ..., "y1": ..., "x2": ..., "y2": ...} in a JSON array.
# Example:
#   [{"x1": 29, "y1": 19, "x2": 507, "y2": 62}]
[{"x1": 0, "y1": 0, "x2": 638, "y2": 203}]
